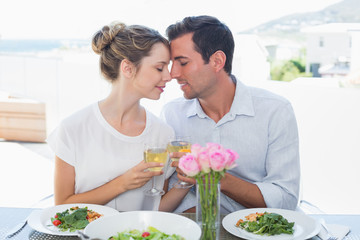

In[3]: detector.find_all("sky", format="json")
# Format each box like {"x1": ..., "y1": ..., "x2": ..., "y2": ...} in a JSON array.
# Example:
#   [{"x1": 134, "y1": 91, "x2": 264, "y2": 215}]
[{"x1": 0, "y1": 0, "x2": 342, "y2": 39}]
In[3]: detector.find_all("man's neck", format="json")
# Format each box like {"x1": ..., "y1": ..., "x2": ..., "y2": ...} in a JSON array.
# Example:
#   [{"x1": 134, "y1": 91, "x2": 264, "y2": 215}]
[{"x1": 198, "y1": 75, "x2": 236, "y2": 123}]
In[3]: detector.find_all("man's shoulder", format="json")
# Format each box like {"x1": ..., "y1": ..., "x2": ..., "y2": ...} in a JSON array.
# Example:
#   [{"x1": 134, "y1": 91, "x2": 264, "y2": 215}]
[
  {"x1": 164, "y1": 97, "x2": 194, "y2": 106},
  {"x1": 162, "y1": 97, "x2": 195, "y2": 112},
  {"x1": 147, "y1": 110, "x2": 172, "y2": 127},
  {"x1": 247, "y1": 85, "x2": 291, "y2": 105}
]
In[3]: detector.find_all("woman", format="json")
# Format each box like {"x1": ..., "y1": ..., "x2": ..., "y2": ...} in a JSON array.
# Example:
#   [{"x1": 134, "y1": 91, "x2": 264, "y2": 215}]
[{"x1": 47, "y1": 22, "x2": 178, "y2": 211}]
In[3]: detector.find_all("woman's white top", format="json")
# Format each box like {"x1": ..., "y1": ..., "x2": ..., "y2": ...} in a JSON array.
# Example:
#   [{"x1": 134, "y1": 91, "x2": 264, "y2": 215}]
[{"x1": 47, "y1": 102, "x2": 175, "y2": 211}]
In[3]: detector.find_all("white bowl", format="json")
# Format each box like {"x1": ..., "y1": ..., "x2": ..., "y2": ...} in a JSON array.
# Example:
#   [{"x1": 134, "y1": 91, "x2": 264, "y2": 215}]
[{"x1": 84, "y1": 211, "x2": 201, "y2": 240}]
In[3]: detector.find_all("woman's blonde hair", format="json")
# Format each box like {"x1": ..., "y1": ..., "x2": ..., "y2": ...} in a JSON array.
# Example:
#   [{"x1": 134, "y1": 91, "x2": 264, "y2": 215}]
[{"x1": 92, "y1": 22, "x2": 169, "y2": 82}]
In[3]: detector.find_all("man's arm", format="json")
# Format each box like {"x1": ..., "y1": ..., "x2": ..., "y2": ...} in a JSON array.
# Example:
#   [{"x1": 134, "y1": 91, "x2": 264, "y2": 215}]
[{"x1": 220, "y1": 173, "x2": 266, "y2": 208}]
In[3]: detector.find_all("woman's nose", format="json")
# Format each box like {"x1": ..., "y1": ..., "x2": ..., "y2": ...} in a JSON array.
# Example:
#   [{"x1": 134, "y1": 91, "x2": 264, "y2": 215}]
[{"x1": 163, "y1": 68, "x2": 172, "y2": 82}]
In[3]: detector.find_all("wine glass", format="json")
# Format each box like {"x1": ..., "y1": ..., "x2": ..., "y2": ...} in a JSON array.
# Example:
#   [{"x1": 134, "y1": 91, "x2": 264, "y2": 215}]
[
  {"x1": 167, "y1": 136, "x2": 194, "y2": 189},
  {"x1": 143, "y1": 142, "x2": 169, "y2": 196}
]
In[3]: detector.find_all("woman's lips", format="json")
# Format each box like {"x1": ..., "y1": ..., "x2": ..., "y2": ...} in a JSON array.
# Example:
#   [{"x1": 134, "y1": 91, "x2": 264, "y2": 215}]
[{"x1": 156, "y1": 86, "x2": 165, "y2": 92}]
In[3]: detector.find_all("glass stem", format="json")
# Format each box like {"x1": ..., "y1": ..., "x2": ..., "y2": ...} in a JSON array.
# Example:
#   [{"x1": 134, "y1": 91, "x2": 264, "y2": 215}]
[{"x1": 151, "y1": 176, "x2": 155, "y2": 190}]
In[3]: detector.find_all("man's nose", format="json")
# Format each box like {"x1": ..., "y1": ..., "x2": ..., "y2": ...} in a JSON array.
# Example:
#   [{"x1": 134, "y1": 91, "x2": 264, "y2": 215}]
[{"x1": 170, "y1": 64, "x2": 180, "y2": 79}]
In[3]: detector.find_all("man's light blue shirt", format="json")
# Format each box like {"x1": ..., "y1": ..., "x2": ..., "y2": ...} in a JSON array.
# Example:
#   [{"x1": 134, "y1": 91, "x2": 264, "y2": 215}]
[{"x1": 161, "y1": 79, "x2": 300, "y2": 214}]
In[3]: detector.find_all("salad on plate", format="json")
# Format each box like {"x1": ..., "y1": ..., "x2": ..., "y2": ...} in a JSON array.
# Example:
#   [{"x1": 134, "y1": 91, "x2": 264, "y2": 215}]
[
  {"x1": 235, "y1": 212, "x2": 294, "y2": 236},
  {"x1": 109, "y1": 226, "x2": 185, "y2": 240},
  {"x1": 50, "y1": 206, "x2": 102, "y2": 232}
]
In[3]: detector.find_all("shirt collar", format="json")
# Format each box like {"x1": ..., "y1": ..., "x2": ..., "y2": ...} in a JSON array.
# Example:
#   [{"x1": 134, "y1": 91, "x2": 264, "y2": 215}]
[
  {"x1": 185, "y1": 76, "x2": 255, "y2": 118},
  {"x1": 230, "y1": 78, "x2": 255, "y2": 117},
  {"x1": 186, "y1": 99, "x2": 206, "y2": 118}
]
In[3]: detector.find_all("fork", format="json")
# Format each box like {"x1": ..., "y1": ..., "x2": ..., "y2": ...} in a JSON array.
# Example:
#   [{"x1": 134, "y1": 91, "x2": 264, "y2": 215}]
[
  {"x1": 345, "y1": 235, "x2": 360, "y2": 240},
  {"x1": 319, "y1": 218, "x2": 338, "y2": 240}
]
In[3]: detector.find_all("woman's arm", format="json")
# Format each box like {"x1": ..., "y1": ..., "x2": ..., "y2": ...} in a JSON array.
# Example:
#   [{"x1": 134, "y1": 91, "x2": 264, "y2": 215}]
[
  {"x1": 158, "y1": 178, "x2": 190, "y2": 212},
  {"x1": 54, "y1": 156, "x2": 165, "y2": 205}
]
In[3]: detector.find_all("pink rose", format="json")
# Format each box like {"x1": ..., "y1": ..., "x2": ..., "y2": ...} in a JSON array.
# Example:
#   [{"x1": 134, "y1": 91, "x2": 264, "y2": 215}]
[
  {"x1": 224, "y1": 149, "x2": 238, "y2": 170},
  {"x1": 190, "y1": 143, "x2": 203, "y2": 157},
  {"x1": 198, "y1": 151, "x2": 211, "y2": 173},
  {"x1": 179, "y1": 154, "x2": 201, "y2": 177},
  {"x1": 209, "y1": 151, "x2": 227, "y2": 172},
  {"x1": 206, "y1": 143, "x2": 224, "y2": 154}
]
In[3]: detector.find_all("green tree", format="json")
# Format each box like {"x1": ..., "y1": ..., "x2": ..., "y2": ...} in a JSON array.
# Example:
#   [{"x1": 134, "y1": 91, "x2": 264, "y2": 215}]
[{"x1": 270, "y1": 48, "x2": 312, "y2": 81}]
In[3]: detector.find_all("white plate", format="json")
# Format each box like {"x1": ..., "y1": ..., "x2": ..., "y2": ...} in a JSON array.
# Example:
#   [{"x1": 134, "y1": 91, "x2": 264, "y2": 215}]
[
  {"x1": 28, "y1": 203, "x2": 120, "y2": 236},
  {"x1": 222, "y1": 208, "x2": 321, "y2": 240},
  {"x1": 84, "y1": 211, "x2": 201, "y2": 240}
]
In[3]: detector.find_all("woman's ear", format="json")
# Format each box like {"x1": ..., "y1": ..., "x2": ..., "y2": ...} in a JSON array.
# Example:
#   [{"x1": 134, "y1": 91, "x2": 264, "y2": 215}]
[
  {"x1": 210, "y1": 50, "x2": 226, "y2": 73},
  {"x1": 120, "y1": 59, "x2": 135, "y2": 78}
]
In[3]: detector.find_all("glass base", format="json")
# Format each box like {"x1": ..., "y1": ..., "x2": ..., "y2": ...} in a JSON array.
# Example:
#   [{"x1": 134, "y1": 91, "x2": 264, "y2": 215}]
[
  {"x1": 174, "y1": 181, "x2": 194, "y2": 189},
  {"x1": 144, "y1": 188, "x2": 164, "y2": 196}
]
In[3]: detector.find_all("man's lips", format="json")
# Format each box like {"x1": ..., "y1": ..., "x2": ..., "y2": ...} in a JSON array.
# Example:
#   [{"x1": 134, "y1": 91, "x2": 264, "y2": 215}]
[{"x1": 179, "y1": 82, "x2": 188, "y2": 91}]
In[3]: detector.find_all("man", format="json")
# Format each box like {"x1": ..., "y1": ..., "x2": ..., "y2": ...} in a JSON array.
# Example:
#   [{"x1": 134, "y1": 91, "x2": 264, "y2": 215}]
[{"x1": 161, "y1": 15, "x2": 300, "y2": 214}]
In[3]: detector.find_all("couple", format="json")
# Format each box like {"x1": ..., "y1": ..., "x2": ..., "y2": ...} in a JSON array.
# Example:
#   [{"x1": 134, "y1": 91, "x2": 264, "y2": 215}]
[{"x1": 47, "y1": 15, "x2": 300, "y2": 214}]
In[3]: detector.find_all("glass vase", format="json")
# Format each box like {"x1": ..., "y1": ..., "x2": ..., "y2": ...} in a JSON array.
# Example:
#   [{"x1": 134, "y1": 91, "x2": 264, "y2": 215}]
[{"x1": 196, "y1": 181, "x2": 220, "y2": 240}]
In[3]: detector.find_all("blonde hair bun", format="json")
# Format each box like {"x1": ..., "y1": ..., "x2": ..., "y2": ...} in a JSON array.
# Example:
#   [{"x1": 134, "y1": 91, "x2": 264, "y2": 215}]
[
  {"x1": 92, "y1": 22, "x2": 126, "y2": 54},
  {"x1": 92, "y1": 21, "x2": 168, "y2": 82}
]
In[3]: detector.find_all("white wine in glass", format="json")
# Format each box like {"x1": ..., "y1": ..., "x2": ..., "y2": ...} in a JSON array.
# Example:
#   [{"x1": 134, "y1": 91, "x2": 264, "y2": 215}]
[
  {"x1": 144, "y1": 148, "x2": 168, "y2": 171},
  {"x1": 167, "y1": 136, "x2": 193, "y2": 189},
  {"x1": 167, "y1": 141, "x2": 191, "y2": 161},
  {"x1": 143, "y1": 145, "x2": 168, "y2": 196}
]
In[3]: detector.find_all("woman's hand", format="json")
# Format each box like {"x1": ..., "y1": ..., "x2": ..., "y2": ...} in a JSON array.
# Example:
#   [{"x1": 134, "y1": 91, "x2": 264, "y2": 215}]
[{"x1": 121, "y1": 160, "x2": 164, "y2": 191}]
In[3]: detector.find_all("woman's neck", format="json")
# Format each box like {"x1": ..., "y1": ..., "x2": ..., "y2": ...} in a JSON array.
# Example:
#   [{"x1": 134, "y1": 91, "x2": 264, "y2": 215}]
[{"x1": 99, "y1": 81, "x2": 146, "y2": 136}]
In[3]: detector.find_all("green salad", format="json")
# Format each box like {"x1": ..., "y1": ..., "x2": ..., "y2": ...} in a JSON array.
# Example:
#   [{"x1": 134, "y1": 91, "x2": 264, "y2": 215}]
[
  {"x1": 109, "y1": 226, "x2": 185, "y2": 240},
  {"x1": 235, "y1": 212, "x2": 294, "y2": 236},
  {"x1": 50, "y1": 206, "x2": 102, "y2": 232}
]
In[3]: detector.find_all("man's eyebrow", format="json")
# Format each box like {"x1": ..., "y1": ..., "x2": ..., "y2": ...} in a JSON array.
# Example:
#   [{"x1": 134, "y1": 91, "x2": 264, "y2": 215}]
[{"x1": 174, "y1": 56, "x2": 188, "y2": 61}]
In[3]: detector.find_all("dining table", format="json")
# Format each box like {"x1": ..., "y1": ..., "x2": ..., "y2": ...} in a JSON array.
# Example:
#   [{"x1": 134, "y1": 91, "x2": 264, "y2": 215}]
[{"x1": 1, "y1": 207, "x2": 360, "y2": 240}]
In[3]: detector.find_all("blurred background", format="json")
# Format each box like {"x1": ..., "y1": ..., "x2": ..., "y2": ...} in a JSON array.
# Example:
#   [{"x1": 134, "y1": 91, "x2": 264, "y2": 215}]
[{"x1": 1, "y1": 0, "x2": 359, "y2": 214}]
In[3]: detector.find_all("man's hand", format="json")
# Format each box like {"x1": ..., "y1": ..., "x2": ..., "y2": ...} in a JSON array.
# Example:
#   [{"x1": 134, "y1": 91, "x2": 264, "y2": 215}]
[{"x1": 170, "y1": 152, "x2": 196, "y2": 185}]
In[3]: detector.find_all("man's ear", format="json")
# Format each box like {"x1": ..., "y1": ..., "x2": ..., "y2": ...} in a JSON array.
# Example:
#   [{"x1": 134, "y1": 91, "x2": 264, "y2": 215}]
[
  {"x1": 120, "y1": 59, "x2": 135, "y2": 78},
  {"x1": 210, "y1": 50, "x2": 226, "y2": 73}
]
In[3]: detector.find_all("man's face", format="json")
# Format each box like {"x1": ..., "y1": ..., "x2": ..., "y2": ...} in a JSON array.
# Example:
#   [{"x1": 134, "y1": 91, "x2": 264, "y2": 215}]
[{"x1": 170, "y1": 33, "x2": 216, "y2": 99}]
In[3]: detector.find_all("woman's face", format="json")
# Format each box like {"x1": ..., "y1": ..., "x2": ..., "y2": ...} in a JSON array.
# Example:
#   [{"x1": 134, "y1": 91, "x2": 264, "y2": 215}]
[{"x1": 132, "y1": 42, "x2": 171, "y2": 100}]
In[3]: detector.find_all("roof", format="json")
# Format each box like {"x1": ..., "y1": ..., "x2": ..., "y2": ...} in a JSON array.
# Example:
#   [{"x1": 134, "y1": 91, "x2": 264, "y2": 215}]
[
  {"x1": 301, "y1": 23, "x2": 360, "y2": 34},
  {"x1": 319, "y1": 62, "x2": 350, "y2": 75}
]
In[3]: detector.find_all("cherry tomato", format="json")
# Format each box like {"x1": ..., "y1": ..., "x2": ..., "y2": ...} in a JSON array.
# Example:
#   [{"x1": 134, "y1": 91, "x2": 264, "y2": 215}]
[
  {"x1": 54, "y1": 214, "x2": 58, "y2": 218},
  {"x1": 52, "y1": 219, "x2": 62, "y2": 226},
  {"x1": 142, "y1": 231, "x2": 150, "y2": 237}
]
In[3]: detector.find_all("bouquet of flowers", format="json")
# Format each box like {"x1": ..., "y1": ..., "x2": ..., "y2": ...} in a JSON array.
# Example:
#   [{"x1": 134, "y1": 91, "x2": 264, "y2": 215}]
[{"x1": 179, "y1": 143, "x2": 238, "y2": 240}]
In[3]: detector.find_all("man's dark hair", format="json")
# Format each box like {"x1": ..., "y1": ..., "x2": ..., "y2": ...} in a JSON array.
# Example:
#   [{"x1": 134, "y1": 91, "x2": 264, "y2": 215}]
[{"x1": 166, "y1": 15, "x2": 234, "y2": 75}]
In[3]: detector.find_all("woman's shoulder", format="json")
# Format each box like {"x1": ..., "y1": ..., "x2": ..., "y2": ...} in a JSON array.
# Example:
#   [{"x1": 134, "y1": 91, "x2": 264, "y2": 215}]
[
  {"x1": 146, "y1": 110, "x2": 174, "y2": 133},
  {"x1": 60, "y1": 103, "x2": 97, "y2": 128}
]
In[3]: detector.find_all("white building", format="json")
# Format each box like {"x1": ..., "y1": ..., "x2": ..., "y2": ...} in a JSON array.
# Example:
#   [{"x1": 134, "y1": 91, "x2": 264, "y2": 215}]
[
  {"x1": 349, "y1": 29, "x2": 360, "y2": 73},
  {"x1": 232, "y1": 34, "x2": 270, "y2": 84},
  {"x1": 302, "y1": 23, "x2": 360, "y2": 77}
]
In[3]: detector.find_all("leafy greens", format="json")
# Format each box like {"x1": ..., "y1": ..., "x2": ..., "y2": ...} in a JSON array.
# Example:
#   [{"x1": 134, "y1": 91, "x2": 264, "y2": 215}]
[
  {"x1": 109, "y1": 226, "x2": 185, "y2": 240},
  {"x1": 51, "y1": 207, "x2": 89, "y2": 232},
  {"x1": 236, "y1": 212, "x2": 295, "y2": 236}
]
